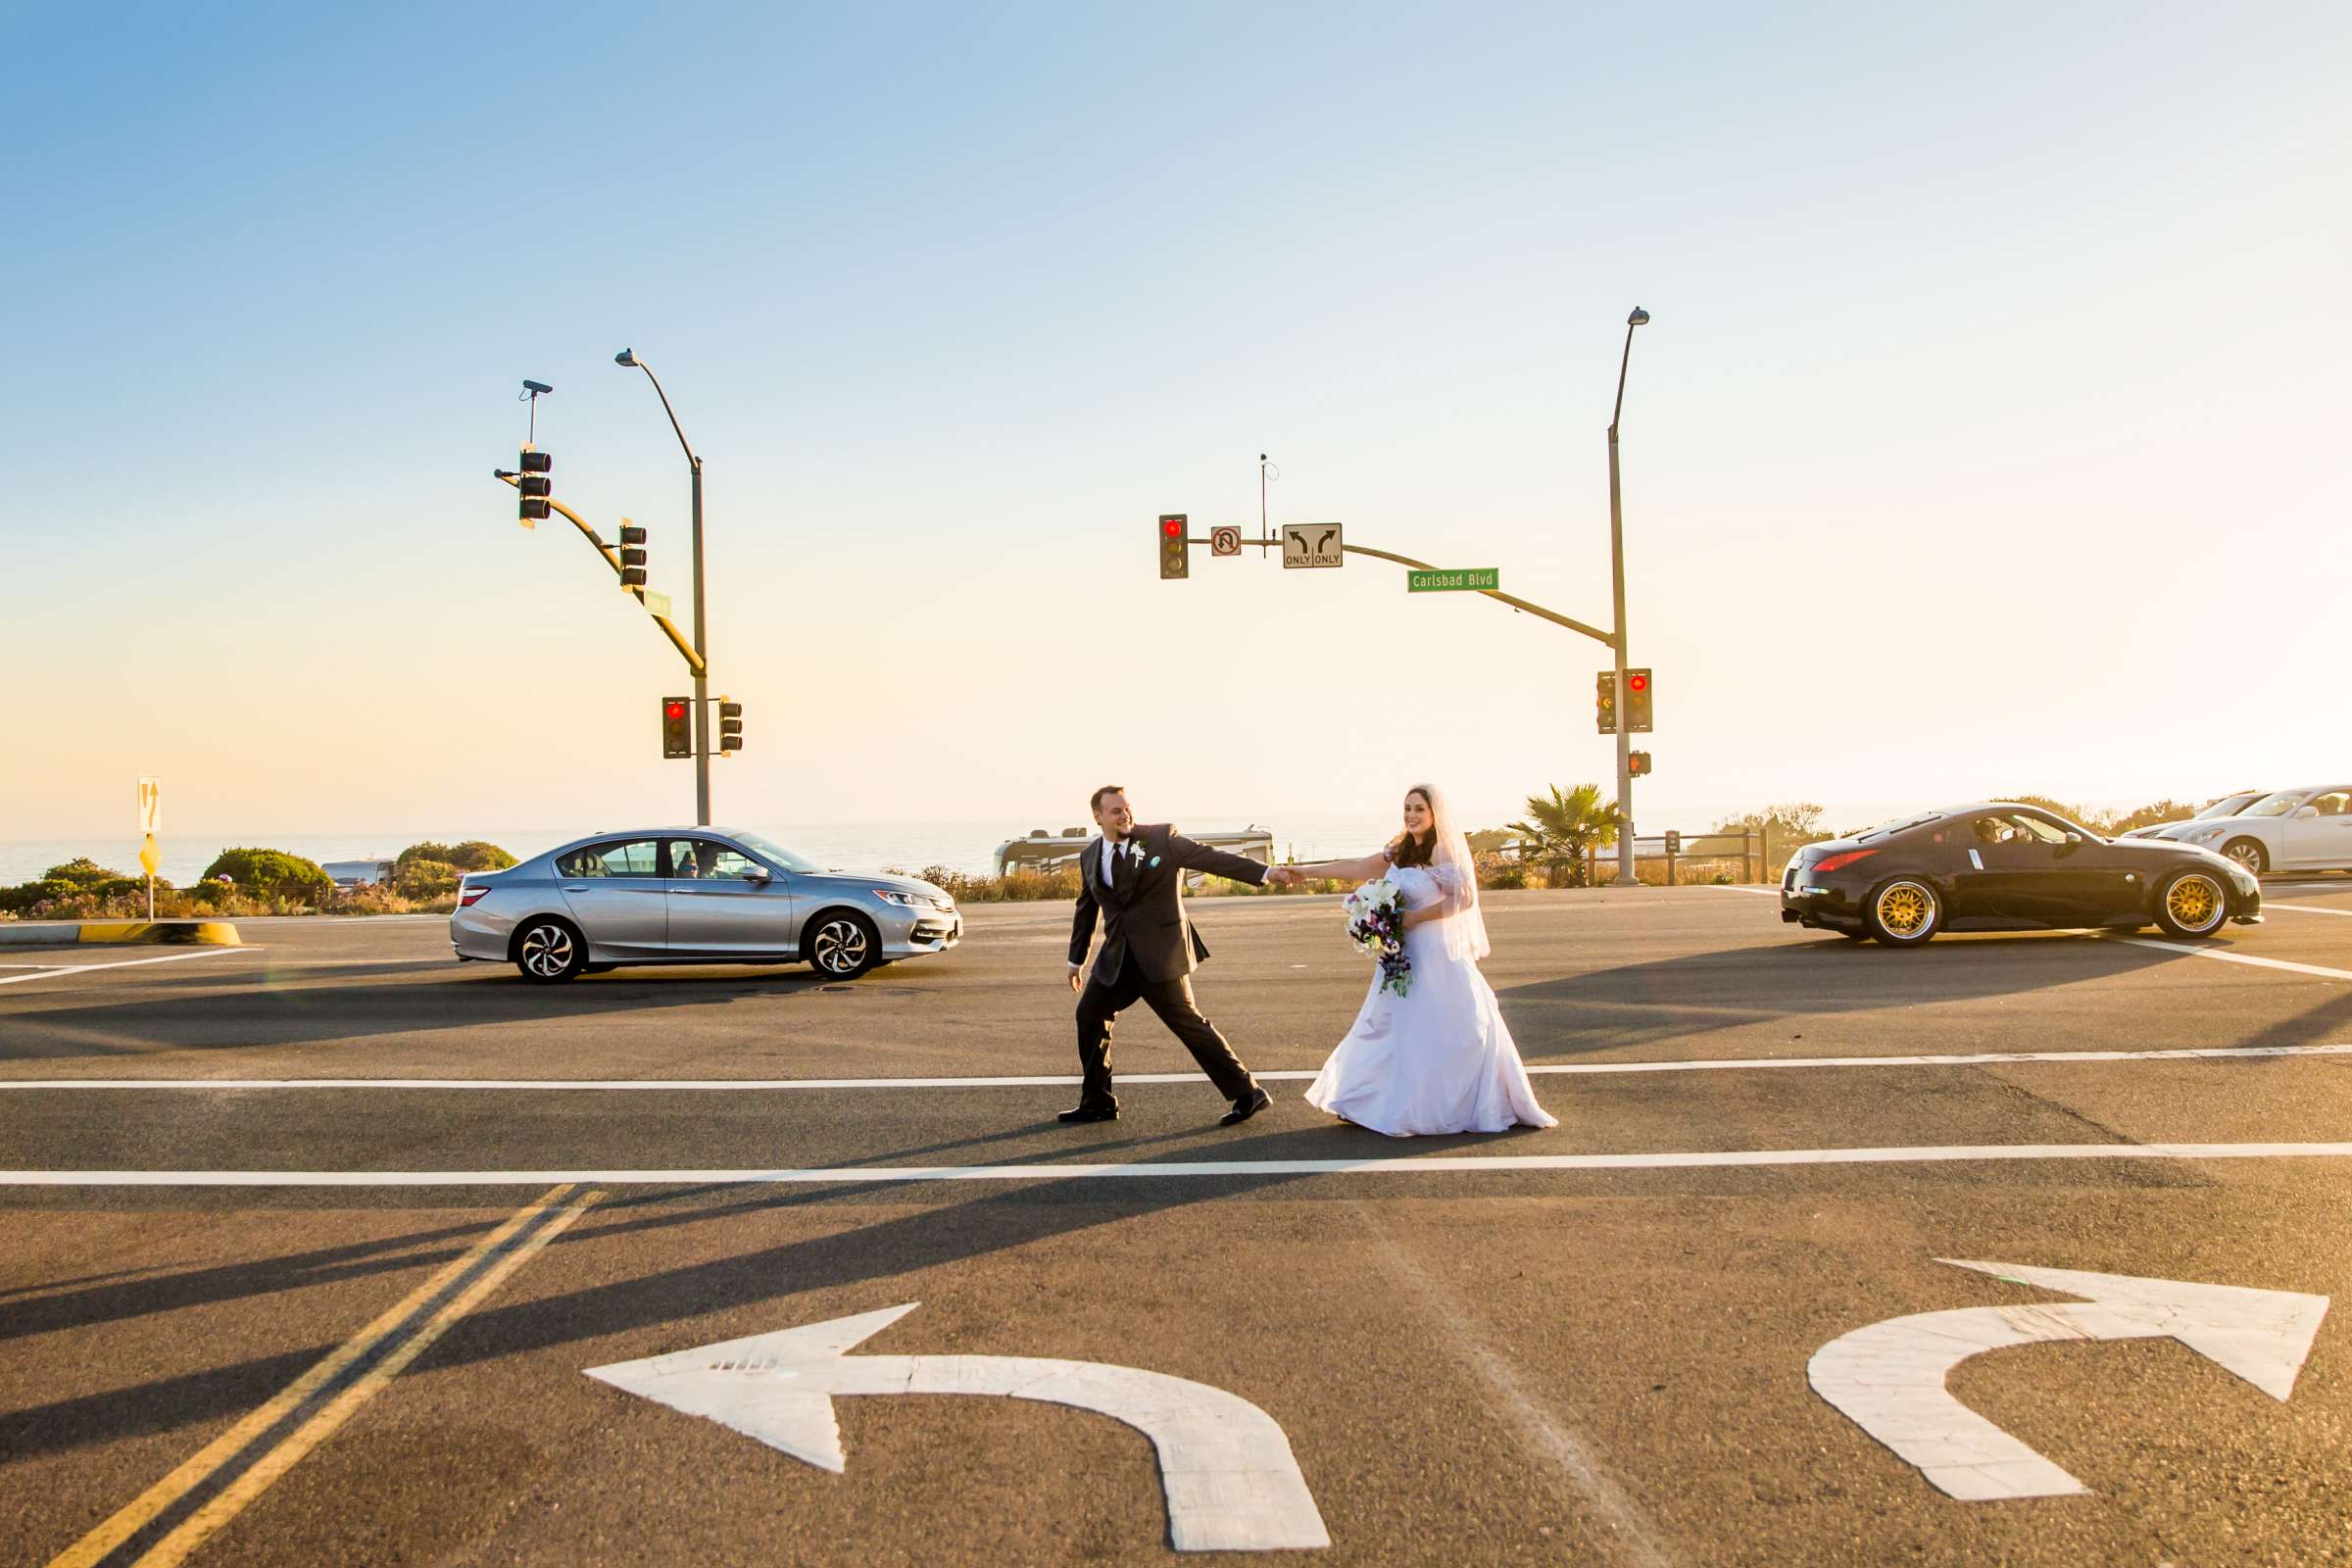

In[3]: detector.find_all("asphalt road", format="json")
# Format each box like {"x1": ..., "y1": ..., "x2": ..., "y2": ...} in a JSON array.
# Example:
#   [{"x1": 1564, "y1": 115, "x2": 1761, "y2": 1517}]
[{"x1": 5, "y1": 880, "x2": 2352, "y2": 1566}]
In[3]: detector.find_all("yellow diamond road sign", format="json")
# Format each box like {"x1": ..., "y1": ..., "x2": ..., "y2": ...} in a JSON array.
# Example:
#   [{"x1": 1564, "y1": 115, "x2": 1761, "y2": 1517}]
[{"x1": 139, "y1": 835, "x2": 160, "y2": 877}]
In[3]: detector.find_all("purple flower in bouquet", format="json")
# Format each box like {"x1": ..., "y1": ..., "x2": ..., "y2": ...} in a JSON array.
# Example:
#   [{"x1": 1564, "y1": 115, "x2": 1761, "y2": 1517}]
[{"x1": 1342, "y1": 876, "x2": 1413, "y2": 997}]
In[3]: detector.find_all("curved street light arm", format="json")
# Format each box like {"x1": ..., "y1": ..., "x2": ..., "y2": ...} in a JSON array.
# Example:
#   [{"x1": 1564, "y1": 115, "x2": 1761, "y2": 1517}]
[
  {"x1": 629, "y1": 360, "x2": 701, "y2": 469},
  {"x1": 1610, "y1": 320, "x2": 1638, "y2": 436}
]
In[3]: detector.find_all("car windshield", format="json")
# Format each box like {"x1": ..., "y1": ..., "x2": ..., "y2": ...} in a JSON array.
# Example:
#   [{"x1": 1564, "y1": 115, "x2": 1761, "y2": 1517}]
[
  {"x1": 2193, "y1": 792, "x2": 2262, "y2": 819},
  {"x1": 730, "y1": 832, "x2": 826, "y2": 873},
  {"x1": 2241, "y1": 791, "x2": 2307, "y2": 818}
]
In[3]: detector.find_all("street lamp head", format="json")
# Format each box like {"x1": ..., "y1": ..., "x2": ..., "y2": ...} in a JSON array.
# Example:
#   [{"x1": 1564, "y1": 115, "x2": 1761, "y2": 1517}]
[
  {"x1": 521, "y1": 379, "x2": 554, "y2": 396},
  {"x1": 614, "y1": 348, "x2": 640, "y2": 368},
  {"x1": 1627, "y1": 308, "x2": 1650, "y2": 327}
]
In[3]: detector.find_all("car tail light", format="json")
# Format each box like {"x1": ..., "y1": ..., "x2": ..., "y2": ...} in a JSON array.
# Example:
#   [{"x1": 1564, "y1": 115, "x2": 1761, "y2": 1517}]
[
  {"x1": 1812, "y1": 849, "x2": 1879, "y2": 875},
  {"x1": 459, "y1": 883, "x2": 493, "y2": 907}
]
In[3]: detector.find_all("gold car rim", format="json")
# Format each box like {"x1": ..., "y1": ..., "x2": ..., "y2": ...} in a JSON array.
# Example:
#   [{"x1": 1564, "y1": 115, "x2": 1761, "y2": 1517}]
[
  {"x1": 1876, "y1": 882, "x2": 1935, "y2": 939},
  {"x1": 2166, "y1": 874, "x2": 2224, "y2": 933}
]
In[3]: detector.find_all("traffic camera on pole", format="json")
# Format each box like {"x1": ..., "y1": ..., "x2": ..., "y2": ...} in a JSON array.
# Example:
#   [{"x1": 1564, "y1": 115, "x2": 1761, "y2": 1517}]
[
  {"x1": 1626, "y1": 668, "x2": 1653, "y2": 732},
  {"x1": 517, "y1": 449, "x2": 552, "y2": 523},
  {"x1": 662, "y1": 697, "x2": 692, "y2": 760},
  {"x1": 618, "y1": 523, "x2": 648, "y2": 590},
  {"x1": 718, "y1": 700, "x2": 743, "y2": 755},
  {"x1": 1158, "y1": 514, "x2": 1189, "y2": 579}
]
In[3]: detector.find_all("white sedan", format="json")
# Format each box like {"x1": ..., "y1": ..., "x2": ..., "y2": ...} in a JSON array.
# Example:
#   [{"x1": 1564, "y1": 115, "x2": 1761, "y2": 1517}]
[{"x1": 2151, "y1": 783, "x2": 2352, "y2": 874}]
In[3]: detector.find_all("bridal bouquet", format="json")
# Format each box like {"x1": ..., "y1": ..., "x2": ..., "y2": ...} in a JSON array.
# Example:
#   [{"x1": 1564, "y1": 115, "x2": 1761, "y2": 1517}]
[{"x1": 1343, "y1": 877, "x2": 1412, "y2": 997}]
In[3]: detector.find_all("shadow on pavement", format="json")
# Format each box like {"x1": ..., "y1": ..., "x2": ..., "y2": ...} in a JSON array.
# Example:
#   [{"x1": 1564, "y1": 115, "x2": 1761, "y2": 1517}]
[
  {"x1": 0, "y1": 968, "x2": 864, "y2": 1063},
  {"x1": 1496, "y1": 935, "x2": 2197, "y2": 1057},
  {"x1": 0, "y1": 1111, "x2": 1549, "y2": 1462}
]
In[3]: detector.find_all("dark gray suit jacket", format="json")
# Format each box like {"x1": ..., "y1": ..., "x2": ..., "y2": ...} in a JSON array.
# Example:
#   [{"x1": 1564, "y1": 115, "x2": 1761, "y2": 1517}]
[{"x1": 1068, "y1": 824, "x2": 1272, "y2": 985}]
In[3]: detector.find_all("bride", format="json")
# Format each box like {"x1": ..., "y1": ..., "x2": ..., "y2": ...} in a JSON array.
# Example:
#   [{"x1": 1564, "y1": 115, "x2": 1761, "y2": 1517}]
[{"x1": 1287, "y1": 785, "x2": 1557, "y2": 1137}]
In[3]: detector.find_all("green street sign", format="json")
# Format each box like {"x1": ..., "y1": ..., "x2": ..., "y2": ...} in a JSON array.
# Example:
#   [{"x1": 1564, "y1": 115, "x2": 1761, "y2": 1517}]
[{"x1": 1406, "y1": 567, "x2": 1498, "y2": 593}]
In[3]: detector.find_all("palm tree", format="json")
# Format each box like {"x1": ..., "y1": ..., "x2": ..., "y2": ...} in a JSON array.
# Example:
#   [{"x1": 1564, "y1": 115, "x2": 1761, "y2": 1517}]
[{"x1": 1509, "y1": 783, "x2": 1620, "y2": 888}]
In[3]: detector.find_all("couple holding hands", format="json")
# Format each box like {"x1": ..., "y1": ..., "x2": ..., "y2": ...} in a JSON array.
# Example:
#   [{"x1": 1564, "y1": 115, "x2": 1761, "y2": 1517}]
[{"x1": 1061, "y1": 784, "x2": 1555, "y2": 1138}]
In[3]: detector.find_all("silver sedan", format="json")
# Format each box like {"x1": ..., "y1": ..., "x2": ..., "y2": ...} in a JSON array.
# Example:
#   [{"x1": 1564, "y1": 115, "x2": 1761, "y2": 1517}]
[{"x1": 450, "y1": 828, "x2": 960, "y2": 983}]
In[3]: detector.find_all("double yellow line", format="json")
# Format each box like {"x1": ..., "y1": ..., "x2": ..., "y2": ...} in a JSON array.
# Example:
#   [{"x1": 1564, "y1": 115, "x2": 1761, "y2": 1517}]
[{"x1": 48, "y1": 1183, "x2": 601, "y2": 1568}]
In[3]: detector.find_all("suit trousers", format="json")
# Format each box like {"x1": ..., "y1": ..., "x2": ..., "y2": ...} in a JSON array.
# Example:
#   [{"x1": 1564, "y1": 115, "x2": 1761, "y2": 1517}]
[{"x1": 1074, "y1": 957, "x2": 1255, "y2": 1108}]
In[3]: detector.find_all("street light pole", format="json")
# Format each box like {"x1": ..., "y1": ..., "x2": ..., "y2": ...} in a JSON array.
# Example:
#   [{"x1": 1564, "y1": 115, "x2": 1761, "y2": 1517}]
[
  {"x1": 1608, "y1": 307, "x2": 1649, "y2": 888},
  {"x1": 616, "y1": 348, "x2": 710, "y2": 827}
]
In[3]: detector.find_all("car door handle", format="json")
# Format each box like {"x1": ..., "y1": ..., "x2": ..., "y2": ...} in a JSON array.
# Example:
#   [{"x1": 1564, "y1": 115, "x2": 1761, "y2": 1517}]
[{"x1": 563, "y1": 885, "x2": 589, "y2": 892}]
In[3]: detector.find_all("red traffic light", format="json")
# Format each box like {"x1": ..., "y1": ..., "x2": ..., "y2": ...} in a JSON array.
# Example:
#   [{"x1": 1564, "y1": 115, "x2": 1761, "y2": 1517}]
[
  {"x1": 664, "y1": 702, "x2": 686, "y2": 720},
  {"x1": 1162, "y1": 518, "x2": 1182, "y2": 539},
  {"x1": 1627, "y1": 672, "x2": 1649, "y2": 692}
]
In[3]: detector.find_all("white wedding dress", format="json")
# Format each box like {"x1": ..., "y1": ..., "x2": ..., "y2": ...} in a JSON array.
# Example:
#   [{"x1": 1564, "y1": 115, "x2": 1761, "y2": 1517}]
[{"x1": 1303, "y1": 864, "x2": 1558, "y2": 1137}]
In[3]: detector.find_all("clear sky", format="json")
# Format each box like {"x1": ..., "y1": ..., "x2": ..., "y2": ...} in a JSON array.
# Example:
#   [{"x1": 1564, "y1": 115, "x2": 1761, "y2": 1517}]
[{"x1": 5, "y1": 1, "x2": 2346, "y2": 844}]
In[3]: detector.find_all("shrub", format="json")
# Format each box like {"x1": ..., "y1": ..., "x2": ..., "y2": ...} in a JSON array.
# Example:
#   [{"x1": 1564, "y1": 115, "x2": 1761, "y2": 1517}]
[
  {"x1": 201, "y1": 848, "x2": 335, "y2": 901},
  {"x1": 394, "y1": 858, "x2": 462, "y2": 899},
  {"x1": 44, "y1": 858, "x2": 125, "y2": 890},
  {"x1": 900, "y1": 864, "x2": 1081, "y2": 904},
  {"x1": 451, "y1": 841, "x2": 515, "y2": 871},
  {"x1": 394, "y1": 842, "x2": 458, "y2": 875}
]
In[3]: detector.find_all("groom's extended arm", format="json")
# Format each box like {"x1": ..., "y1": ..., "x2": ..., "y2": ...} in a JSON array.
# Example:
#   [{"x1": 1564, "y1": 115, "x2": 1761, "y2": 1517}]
[
  {"x1": 1068, "y1": 868, "x2": 1100, "y2": 975},
  {"x1": 1164, "y1": 832, "x2": 1273, "y2": 887}
]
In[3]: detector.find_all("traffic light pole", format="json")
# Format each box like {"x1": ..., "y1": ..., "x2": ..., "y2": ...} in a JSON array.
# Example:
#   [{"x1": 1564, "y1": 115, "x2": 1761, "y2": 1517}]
[
  {"x1": 619, "y1": 352, "x2": 712, "y2": 828},
  {"x1": 1608, "y1": 320, "x2": 1636, "y2": 889},
  {"x1": 690, "y1": 457, "x2": 710, "y2": 828}
]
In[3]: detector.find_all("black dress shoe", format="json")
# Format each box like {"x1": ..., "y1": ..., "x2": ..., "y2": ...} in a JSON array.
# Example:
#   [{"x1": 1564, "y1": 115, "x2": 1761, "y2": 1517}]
[
  {"x1": 1057, "y1": 1102, "x2": 1118, "y2": 1124},
  {"x1": 1217, "y1": 1086, "x2": 1272, "y2": 1127}
]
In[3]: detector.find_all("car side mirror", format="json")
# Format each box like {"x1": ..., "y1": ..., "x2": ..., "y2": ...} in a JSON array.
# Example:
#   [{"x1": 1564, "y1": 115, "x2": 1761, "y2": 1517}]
[
  {"x1": 744, "y1": 868, "x2": 772, "y2": 884},
  {"x1": 2063, "y1": 831, "x2": 2082, "y2": 844},
  {"x1": 2295, "y1": 806, "x2": 2319, "y2": 818}
]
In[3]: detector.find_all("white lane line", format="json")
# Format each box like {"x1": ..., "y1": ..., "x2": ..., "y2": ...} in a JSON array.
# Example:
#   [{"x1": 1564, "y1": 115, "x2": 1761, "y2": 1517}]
[
  {"x1": 1351, "y1": 1201, "x2": 1678, "y2": 1566},
  {"x1": 0, "y1": 948, "x2": 244, "y2": 987},
  {"x1": 13, "y1": 1043, "x2": 2348, "y2": 1093},
  {"x1": 2267, "y1": 903, "x2": 2352, "y2": 917},
  {"x1": 6, "y1": 1142, "x2": 2351, "y2": 1187},
  {"x1": 1708, "y1": 886, "x2": 1779, "y2": 898},
  {"x1": 2110, "y1": 937, "x2": 2352, "y2": 982}
]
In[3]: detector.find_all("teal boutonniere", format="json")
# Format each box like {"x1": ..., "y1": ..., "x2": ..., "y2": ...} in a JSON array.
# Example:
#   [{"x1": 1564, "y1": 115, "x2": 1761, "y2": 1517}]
[{"x1": 1149, "y1": 855, "x2": 1162, "y2": 868}]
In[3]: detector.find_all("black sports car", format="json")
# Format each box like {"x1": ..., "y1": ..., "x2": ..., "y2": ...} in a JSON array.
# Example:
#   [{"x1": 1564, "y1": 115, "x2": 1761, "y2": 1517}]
[{"x1": 1780, "y1": 803, "x2": 2263, "y2": 946}]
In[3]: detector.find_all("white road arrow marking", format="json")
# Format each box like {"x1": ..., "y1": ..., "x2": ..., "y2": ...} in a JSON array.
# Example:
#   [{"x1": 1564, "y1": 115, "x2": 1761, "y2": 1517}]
[
  {"x1": 1809, "y1": 1259, "x2": 2329, "y2": 1500},
  {"x1": 585, "y1": 1302, "x2": 1330, "y2": 1552}
]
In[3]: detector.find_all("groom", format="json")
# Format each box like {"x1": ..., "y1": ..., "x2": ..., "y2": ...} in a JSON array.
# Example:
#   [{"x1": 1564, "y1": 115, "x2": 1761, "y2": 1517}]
[{"x1": 1063, "y1": 785, "x2": 1297, "y2": 1126}]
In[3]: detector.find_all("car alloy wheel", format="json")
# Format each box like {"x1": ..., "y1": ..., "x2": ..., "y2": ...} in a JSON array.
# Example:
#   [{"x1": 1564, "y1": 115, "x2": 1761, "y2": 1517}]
[
  {"x1": 808, "y1": 913, "x2": 879, "y2": 979},
  {"x1": 1867, "y1": 879, "x2": 1940, "y2": 946},
  {"x1": 2156, "y1": 870, "x2": 2229, "y2": 938},
  {"x1": 2222, "y1": 838, "x2": 2267, "y2": 874},
  {"x1": 516, "y1": 919, "x2": 583, "y2": 983}
]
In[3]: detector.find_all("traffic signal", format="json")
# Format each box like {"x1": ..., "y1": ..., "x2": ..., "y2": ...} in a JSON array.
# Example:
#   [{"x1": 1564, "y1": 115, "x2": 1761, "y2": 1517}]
[
  {"x1": 661, "y1": 696, "x2": 692, "y2": 760},
  {"x1": 618, "y1": 523, "x2": 648, "y2": 590},
  {"x1": 1626, "y1": 668, "x2": 1653, "y2": 732},
  {"x1": 1594, "y1": 670, "x2": 1617, "y2": 734},
  {"x1": 1158, "y1": 514, "x2": 1189, "y2": 579},
  {"x1": 1629, "y1": 751, "x2": 1651, "y2": 777},
  {"x1": 517, "y1": 449, "x2": 552, "y2": 523},
  {"x1": 718, "y1": 699, "x2": 743, "y2": 754}
]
